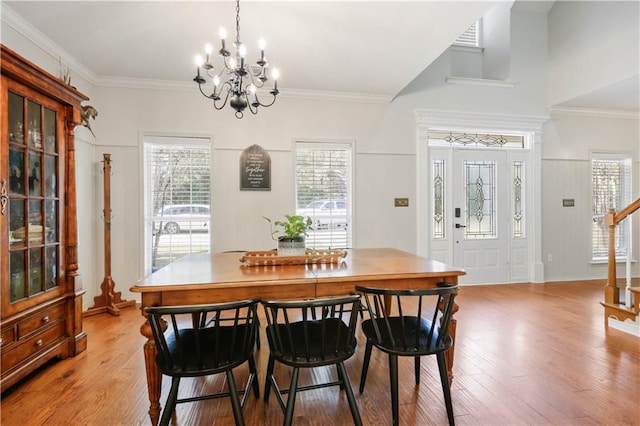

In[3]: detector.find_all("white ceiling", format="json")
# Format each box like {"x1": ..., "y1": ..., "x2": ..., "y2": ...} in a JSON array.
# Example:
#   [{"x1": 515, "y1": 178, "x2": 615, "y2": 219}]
[
  {"x1": 2, "y1": 0, "x2": 637, "y2": 112},
  {"x1": 2, "y1": 0, "x2": 497, "y2": 98}
]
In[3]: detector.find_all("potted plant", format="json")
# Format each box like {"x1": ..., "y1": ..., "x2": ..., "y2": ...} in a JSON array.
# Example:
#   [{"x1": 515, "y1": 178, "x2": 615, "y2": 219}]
[{"x1": 264, "y1": 215, "x2": 312, "y2": 255}]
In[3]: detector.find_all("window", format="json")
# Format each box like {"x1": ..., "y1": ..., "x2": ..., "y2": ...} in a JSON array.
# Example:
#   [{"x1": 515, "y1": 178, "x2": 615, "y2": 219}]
[
  {"x1": 295, "y1": 141, "x2": 353, "y2": 249},
  {"x1": 591, "y1": 153, "x2": 632, "y2": 260},
  {"x1": 143, "y1": 136, "x2": 211, "y2": 274},
  {"x1": 432, "y1": 159, "x2": 445, "y2": 240},
  {"x1": 513, "y1": 161, "x2": 525, "y2": 238},
  {"x1": 454, "y1": 20, "x2": 480, "y2": 47}
]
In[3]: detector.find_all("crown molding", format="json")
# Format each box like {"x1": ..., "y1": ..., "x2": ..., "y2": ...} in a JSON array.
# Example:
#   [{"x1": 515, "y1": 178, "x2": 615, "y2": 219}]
[
  {"x1": 92, "y1": 76, "x2": 392, "y2": 104},
  {"x1": 549, "y1": 106, "x2": 640, "y2": 120},
  {"x1": 445, "y1": 76, "x2": 518, "y2": 88},
  {"x1": 278, "y1": 88, "x2": 392, "y2": 104}
]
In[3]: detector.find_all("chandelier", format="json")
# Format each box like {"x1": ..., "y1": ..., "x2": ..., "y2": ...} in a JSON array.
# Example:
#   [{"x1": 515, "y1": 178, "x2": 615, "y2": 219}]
[{"x1": 193, "y1": 0, "x2": 279, "y2": 119}]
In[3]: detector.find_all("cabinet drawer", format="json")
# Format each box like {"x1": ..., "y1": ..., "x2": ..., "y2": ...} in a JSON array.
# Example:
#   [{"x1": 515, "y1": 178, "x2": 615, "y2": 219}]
[
  {"x1": 1, "y1": 321, "x2": 66, "y2": 373},
  {"x1": 17, "y1": 304, "x2": 66, "y2": 339},
  {"x1": 1, "y1": 327, "x2": 15, "y2": 347}
]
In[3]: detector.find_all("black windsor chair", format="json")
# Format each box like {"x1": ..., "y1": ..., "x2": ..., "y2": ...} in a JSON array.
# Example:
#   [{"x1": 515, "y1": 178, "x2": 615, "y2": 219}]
[
  {"x1": 356, "y1": 285, "x2": 459, "y2": 426},
  {"x1": 261, "y1": 294, "x2": 363, "y2": 426},
  {"x1": 145, "y1": 299, "x2": 260, "y2": 426}
]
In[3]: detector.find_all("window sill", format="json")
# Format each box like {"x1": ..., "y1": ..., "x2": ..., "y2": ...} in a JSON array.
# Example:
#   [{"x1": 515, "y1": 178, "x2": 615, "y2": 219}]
[
  {"x1": 450, "y1": 45, "x2": 483, "y2": 53},
  {"x1": 590, "y1": 258, "x2": 637, "y2": 265}
]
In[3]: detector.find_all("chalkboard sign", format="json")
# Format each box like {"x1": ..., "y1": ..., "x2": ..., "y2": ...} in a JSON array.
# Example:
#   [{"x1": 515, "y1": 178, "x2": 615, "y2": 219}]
[{"x1": 240, "y1": 144, "x2": 271, "y2": 190}]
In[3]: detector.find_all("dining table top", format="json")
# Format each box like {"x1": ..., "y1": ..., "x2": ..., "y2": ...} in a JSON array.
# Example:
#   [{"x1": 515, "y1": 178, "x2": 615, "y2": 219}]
[{"x1": 131, "y1": 247, "x2": 465, "y2": 294}]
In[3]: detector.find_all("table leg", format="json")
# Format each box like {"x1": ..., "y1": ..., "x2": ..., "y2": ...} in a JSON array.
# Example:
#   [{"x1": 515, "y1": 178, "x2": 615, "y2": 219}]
[
  {"x1": 140, "y1": 314, "x2": 163, "y2": 426},
  {"x1": 444, "y1": 302, "x2": 459, "y2": 385}
]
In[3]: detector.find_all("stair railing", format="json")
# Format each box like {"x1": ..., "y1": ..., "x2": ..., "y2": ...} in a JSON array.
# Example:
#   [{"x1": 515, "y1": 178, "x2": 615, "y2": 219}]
[{"x1": 605, "y1": 198, "x2": 640, "y2": 308}]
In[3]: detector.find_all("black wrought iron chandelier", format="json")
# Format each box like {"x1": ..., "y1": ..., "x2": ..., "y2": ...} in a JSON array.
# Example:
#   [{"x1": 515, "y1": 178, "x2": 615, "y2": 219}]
[{"x1": 193, "y1": 0, "x2": 279, "y2": 119}]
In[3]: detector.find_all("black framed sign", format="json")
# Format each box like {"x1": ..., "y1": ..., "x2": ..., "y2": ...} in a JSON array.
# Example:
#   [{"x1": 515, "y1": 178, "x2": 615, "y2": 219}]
[{"x1": 240, "y1": 144, "x2": 271, "y2": 190}]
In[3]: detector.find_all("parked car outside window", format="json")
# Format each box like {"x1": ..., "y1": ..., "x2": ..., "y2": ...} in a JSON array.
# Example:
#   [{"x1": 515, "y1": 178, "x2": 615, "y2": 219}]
[
  {"x1": 154, "y1": 204, "x2": 210, "y2": 234},
  {"x1": 297, "y1": 199, "x2": 348, "y2": 230}
]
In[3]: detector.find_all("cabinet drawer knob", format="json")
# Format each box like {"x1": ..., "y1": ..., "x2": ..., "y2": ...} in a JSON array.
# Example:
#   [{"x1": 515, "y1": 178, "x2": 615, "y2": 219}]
[
  {"x1": 42, "y1": 316, "x2": 50, "y2": 323},
  {"x1": 35, "y1": 339, "x2": 43, "y2": 347}
]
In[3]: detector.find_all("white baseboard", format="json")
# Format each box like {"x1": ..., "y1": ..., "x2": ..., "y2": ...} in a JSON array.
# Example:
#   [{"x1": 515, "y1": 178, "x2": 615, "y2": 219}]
[{"x1": 608, "y1": 317, "x2": 640, "y2": 337}]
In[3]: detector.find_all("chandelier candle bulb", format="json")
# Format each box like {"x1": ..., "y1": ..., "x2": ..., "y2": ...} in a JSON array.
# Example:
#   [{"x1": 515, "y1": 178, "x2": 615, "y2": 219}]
[
  {"x1": 219, "y1": 27, "x2": 227, "y2": 52},
  {"x1": 272, "y1": 68, "x2": 279, "y2": 91},
  {"x1": 205, "y1": 44, "x2": 213, "y2": 64},
  {"x1": 258, "y1": 39, "x2": 266, "y2": 64}
]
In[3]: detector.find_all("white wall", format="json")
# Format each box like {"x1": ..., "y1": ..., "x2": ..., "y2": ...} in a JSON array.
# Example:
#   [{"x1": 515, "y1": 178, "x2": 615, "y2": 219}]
[
  {"x1": 547, "y1": 1, "x2": 640, "y2": 106},
  {"x1": 91, "y1": 86, "x2": 395, "y2": 303},
  {"x1": 542, "y1": 112, "x2": 640, "y2": 281}
]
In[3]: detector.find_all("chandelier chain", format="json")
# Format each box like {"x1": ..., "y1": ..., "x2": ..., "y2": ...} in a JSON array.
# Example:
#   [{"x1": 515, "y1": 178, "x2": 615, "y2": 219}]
[{"x1": 235, "y1": 0, "x2": 241, "y2": 45}]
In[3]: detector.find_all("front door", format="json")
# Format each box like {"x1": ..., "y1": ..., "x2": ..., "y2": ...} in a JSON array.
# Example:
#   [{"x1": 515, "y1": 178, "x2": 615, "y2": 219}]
[
  {"x1": 427, "y1": 146, "x2": 529, "y2": 285},
  {"x1": 452, "y1": 149, "x2": 509, "y2": 284}
]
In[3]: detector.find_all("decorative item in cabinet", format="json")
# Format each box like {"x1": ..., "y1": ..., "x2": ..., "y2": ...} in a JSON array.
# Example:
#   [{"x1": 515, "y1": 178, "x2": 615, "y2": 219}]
[{"x1": 1, "y1": 44, "x2": 88, "y2": 392}]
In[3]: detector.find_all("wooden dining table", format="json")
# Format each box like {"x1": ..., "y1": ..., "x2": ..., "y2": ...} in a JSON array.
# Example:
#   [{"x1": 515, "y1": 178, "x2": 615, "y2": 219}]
[{"x1": 131, "y1": 247, "x2": 465, "y2": 426}]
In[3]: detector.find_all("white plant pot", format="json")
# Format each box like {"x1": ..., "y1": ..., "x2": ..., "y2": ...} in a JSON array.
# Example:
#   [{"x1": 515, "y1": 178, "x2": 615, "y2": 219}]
[{"x1": 277, "y1": 237, "x2": 306, "y2": 256}]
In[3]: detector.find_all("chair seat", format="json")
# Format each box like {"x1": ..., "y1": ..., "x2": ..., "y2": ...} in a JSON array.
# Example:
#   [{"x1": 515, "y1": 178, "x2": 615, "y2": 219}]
[
  {"x1": 266, "y1": 318, "x2": 356, "y2": 367},
  {"x1": 160, "y1": 324, "x2": 253, "y2": 376},
  {"x1": 361, "y1": 317, "x2": 452, "y2": 356}
]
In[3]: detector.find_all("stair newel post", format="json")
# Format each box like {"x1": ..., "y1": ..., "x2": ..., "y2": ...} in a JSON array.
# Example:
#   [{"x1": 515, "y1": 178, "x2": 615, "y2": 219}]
[{"x1": 605, "y1": 208, "x2": 619, "y2": 305}]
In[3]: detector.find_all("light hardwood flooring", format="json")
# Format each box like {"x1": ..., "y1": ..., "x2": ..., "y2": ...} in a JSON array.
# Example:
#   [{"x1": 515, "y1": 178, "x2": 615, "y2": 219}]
[{"x1": 1, "y1": 280, "x2": 639, "y2": 425}]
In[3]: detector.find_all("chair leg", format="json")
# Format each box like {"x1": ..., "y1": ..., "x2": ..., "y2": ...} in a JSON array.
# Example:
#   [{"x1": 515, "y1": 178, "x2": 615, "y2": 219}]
[
  {"x1": 264, "y1": 355, "x2": 276, "y2": 402},
  {"x1": 255, "y1": 319, "x2": 261, "y2": 350},
  {"x1": 226, "y1": 370, "x2": 245, "y2": 426},
  {"x1": 437, "y1": 353, "x2": 455, "y2": 426},
  {"x1": 283, "y1": 367, "x2": 300, "y2": 426},
  {"x1": 359, "y1": 339, "x2": 373, "y2": 393},
  {"x1": 414, "y1": 356, "x2": 421, "y2": 385},
  {"x1": 389, "y1": 354, "x2": 399, "y2": 426},
  {"x1": 159, "y1": 376, "x2": 180, "y2": 426},
  {"x1": 248, "y1": 355, "x2": 260, "y2": 398},
  {"x1": 337, "y1": 361, "x2": 363, "y2": 426},
  {"x1": 336, "y1": 364, "x2": 344, "y2": 389}
]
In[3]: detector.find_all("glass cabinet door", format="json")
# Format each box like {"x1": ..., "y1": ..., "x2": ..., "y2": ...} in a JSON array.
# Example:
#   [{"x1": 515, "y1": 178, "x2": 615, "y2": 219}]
[{"x1": 5, "y1": 89, "x2": 61, "y2": 305}]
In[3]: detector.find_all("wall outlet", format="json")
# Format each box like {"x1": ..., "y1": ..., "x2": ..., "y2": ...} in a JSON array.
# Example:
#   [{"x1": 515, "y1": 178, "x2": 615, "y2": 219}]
[{"x1": 547, "y1": 253, "x2": 552, "y2": 262}]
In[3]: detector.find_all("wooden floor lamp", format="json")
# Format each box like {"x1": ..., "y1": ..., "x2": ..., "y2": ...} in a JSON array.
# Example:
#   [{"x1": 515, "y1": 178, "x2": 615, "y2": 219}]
[{"x1": 84, "y1": 153, "x2": 136, "y2": 316}]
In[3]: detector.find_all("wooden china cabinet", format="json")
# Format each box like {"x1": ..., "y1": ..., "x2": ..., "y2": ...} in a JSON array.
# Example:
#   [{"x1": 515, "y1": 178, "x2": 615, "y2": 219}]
[{"x1": 0, "y1": 45, "x2": 87, "y2": 392}]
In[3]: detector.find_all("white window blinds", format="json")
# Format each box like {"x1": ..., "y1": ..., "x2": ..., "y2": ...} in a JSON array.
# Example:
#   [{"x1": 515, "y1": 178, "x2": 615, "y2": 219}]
[
  {"x1": 454, "y1": 21, "x2": 480, "y2": 47},
  {"x1": 295, "y1": 142, "x2": 353, "y2": 249},
  {"x1": 591, "y1": 154, "x2": 632, "y2": 260},
  {"x1": 143, "y1": 136, "x2": 211, "y2": 273}
]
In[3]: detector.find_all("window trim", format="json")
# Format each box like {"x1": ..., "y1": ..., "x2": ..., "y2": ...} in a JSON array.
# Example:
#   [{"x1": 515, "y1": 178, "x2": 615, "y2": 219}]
[
  {"x1": 590, "y1": 151, "x2": 633, "y2": 262},
  {"x1": 140, "y1": 133, "x2": 213, "y2": 276}
]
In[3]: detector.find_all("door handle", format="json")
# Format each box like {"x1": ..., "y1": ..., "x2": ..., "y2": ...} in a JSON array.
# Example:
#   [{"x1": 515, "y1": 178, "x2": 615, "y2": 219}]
[{"x1": 455, "y1": 223, "x2": 466, "y2": 228}]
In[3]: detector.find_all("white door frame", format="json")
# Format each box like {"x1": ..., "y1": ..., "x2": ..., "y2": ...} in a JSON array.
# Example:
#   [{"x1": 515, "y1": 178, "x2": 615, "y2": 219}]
[{"x1": 415, "y1": 109, "x2": 548, "y2": 284}]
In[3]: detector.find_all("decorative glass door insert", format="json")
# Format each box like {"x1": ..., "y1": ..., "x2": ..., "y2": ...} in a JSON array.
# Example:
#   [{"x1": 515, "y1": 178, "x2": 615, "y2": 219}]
[
  {"x1": 6, "y1": 89, "x2": 61, "y2": 303},
  {"x1": 462, "y1": 161, "x2": 497, "y2": 239}
]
